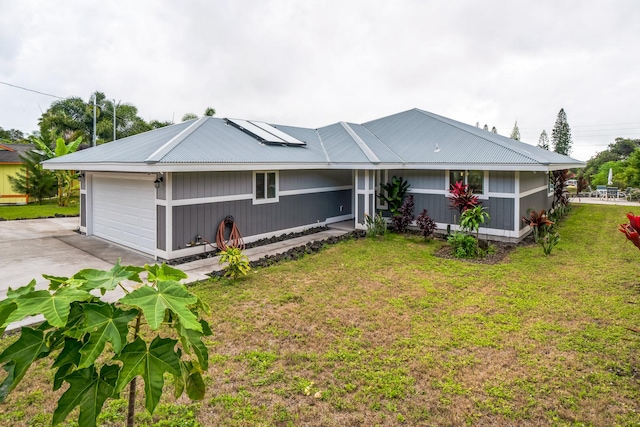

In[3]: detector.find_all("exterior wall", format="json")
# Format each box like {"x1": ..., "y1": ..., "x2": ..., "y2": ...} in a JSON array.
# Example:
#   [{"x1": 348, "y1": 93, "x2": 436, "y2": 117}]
[
  {"x1": 519, "y1": 190, "x2": 553, "y2": 230},
  {"x1": 389, "y1": 169, "x2": 444, "y2": 189},
  {"x1": 0, "y1": 164, "x2": 28, "y2": 204},
  {"x1": 166, "y1": 170, "x2": 354, "y2": 256},
  {"x1": 520, "y1": 171, "x2": 546, "y2": 193},
  {"x1": 489, "y1": 171, "x2": 515, "y2": 193},
  {"x1": 157, "y1": 206, "x2": 166, "y2": 250},
  {"x1": 80, "y1": 194, "x2": 86, "y2": 227}
]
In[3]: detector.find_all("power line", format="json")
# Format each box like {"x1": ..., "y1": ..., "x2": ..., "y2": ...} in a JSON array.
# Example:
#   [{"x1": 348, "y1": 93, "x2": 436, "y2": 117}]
[{"x1": 0, "y1": 81, "x2": 65, "y2": 99}]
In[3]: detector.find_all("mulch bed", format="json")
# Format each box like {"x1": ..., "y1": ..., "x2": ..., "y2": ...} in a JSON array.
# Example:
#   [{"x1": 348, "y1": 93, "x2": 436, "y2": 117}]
[{"x1": 434, "y1": 234, "x2": 536, "y2": 265}]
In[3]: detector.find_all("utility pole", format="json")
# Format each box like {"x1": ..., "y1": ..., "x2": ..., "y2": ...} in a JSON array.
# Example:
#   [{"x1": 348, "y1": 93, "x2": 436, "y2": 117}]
[
  {"x1": 92, "y1": 94, "x2": 97, "y2": 147},
  {"x1": 113, "y1": 99, "x2": 116, "y2": 141}
]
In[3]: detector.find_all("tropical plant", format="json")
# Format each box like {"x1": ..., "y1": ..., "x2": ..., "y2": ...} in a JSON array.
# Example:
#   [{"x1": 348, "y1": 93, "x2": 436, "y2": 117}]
[
  {"x1": 459, "y1": 205, "x2": 490, "y2": 241},
  {"x1": 448, "y1": 181, "x2": 479, "y2": 214},
  {"x1": 552, "y1": 169, "x2": 569, "y2": 210},
  {"x1": 379, "y1": 176, "x2": 410, "y2": 216},
  {"x1": 522, "y1": 209, "x2": 554, "y2": 243},
  {"x1": 391, "y1": 194, "x2": 414, "y2": 233},
  {"x1": 447, "y1": 232, "x2": 477, "y2": 258},
  {"x1": 416, "y1": 209, "x2": 436, "y2": 240},
  {"x1": 219, "y1": 247, "x2": 251, "y2": 279},
  {"x1": 619, "y1": 212, "x2": 640, "y2": 250},
  {"x1": 540, "y1": 231, "x2": 560, "y2": 255},
  {"x1": 364, "y1": 212, "x2": 387, "y2": 238},
  {"x1": 0, "y1": 261, "x2": 210, "y2": 427},
  {"x1": 7, "y1": 148, "x2": 57, "y2": 204},
  {"x1": 32, "y1": 135, "x2": 82, "y2": 206}
]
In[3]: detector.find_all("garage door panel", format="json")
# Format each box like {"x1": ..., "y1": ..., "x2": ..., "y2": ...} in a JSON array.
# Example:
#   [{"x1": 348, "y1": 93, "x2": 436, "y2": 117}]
[{"x1": 93, "y1": 176, "x2": 156, "y2": 255}]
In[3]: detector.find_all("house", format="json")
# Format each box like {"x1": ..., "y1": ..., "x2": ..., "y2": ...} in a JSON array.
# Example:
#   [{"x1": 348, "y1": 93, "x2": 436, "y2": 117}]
[
  {"x1": 0, "y1": 143, "x2": 34, "y2": 204},
  {"x1": 43, "y1": 108, "x2": 585, "y2": 260}
]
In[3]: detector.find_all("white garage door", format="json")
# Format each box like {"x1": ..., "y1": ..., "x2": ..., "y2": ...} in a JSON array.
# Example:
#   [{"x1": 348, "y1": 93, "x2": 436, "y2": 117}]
[{"x1": 92, "y1": 174, "x2": 156, "y2": 255}]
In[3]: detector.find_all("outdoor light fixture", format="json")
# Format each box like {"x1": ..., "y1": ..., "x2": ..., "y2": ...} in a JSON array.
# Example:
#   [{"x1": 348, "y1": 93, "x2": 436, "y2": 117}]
[{"x1": 154, "y1": 176, "x2": 164, "y2": 189}]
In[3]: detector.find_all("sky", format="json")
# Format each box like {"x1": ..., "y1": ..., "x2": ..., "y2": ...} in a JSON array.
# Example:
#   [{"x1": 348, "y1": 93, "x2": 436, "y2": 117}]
[{"x1": 1, "y1": 0, "x2": 639, "y2": 161}]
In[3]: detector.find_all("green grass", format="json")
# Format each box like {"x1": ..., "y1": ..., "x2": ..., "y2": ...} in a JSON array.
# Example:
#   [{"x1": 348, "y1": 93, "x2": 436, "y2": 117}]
[
  {"x1": 0, "y1": 197, "x2": 79, "y2": 219},
  {"x1": 1, "y1": 204, "x2": 640, "y2": 426}
]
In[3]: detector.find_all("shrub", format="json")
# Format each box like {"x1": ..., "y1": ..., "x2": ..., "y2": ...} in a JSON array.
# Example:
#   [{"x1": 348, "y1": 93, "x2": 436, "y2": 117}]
[
  {"x1": 540, "y1": 232, "x2": 560, "y2": 255},
  {"x1": 416, "y1": 209, "x2": 436, "y2": 240},
  {"x1": 459, "y1": 205, "x2": 489, "y2": 239},
  {"x1": 448, "y1": 181, "x2": 479, "y2": 214},
  {"x1": 219, "y1": 247, "x2": 251, "y2": 279},
  {"x1": 391, "y1": 195, "x2": 414, "y2": 233},
  {"x1": 379, "y1": 176, "x2": 410, "y2": 216},
  {"x1": 522, "y1": 209, "x2": 554, "y2": 243},
  {"x1": 552, "y1": 169, "x2": 569, "y2": 209},
  {"x1": 447, "y1": 232, "x2": 477, "y2": 258},
  {"x1": 364, "y1": 212, "x2": 387, "y2": 238}
]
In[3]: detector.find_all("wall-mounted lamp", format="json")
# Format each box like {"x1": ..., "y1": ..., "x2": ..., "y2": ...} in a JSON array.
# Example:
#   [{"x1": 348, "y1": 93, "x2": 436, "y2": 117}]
[{"x1": 154, "y1": 176, "x2": 164, "y2": 189}]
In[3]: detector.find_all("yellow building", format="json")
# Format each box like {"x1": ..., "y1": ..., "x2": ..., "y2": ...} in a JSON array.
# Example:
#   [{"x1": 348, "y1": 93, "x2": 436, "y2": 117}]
[{"x1": 0, "y1": 143, "x2": 33, "y2": 204}]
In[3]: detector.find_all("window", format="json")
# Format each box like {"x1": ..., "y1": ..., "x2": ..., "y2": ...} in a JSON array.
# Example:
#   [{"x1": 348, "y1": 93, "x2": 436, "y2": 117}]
[
  {"x1": 254, "y1": 171, "x2": 278, "y2": 204},
  {"x1": 449, "y1": 170, "x2": 484, "y2": 195}
]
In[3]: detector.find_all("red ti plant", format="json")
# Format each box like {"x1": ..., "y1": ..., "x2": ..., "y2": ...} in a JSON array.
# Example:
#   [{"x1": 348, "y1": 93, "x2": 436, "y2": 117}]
[
  {"x1": 522, "y1": 209, "x2": 554, "y2": 243},
  {"x1": 448, "y1": 181, "x2": 479, "y2": 214},
  {"x1": 620, "y1": 212, "x2": 640, "y2": 250}
]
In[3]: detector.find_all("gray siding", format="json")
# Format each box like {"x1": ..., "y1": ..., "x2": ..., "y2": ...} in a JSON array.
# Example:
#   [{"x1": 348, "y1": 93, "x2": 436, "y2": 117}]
[
  {"x1": 280, "y1": 170, "x2": 352, "y2": 191},
  {"x1": 520, "y1": 171, "x2": 546, "y2": 193},
  {"x1": 81, "y1": 194, "x2": 86, "y2": 227},
  {"x1": 172, "y1": 190, "x2": 352, "y2": 250},
  {"x1": 172, "y1": 171, "x2": 252, "y2": 200},
  {"x1": 389, "y1": 169, "x2": 445, "y2": 190},
  {"x1": 156, "y1": 177, "x2": 166, "y2": 200},
  {"x1": 519, "y1": 190, "x2": 553, "y2": 230},
  {"x1": 489, "y1": 171, "x2": 515, "y2": 193},
  {"x1": 357, "y1": 194, "x2": 365, "y2": 223},
  {"x1": 157, "y1": 206, "x2": 166, "y2": 250},
  {"x1": 410, "y1": 194, "x2": 514, "y2": 231}
]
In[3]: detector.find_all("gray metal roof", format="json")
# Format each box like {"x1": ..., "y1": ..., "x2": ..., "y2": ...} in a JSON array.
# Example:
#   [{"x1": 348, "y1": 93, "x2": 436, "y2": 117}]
[
  {"x1": 43, "y1": 108, "x2": 585, "y2": 171},
  {"x1": 0, "y1": 144, "x2": 34, "y2": 163}
]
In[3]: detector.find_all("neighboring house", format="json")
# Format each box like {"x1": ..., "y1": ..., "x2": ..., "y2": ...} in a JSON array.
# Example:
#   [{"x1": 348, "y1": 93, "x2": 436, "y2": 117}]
[
  {"x1": 44, "y1": 108, "x2": 584, "y2": 260},
  {"x1": 0, "y1": 143, "x2": 34, "y2": 204}
]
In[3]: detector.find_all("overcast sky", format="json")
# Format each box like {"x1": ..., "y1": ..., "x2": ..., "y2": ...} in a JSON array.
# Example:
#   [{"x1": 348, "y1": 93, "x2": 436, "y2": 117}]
[{"x1": 1, "y1": 0, "x2": 639, "y2": 161}]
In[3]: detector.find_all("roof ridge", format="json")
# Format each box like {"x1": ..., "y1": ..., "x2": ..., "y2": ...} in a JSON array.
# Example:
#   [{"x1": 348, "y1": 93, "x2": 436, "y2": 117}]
[
  {"x1": 314, "y1": 129, "x2": 331, "y2": 163},
  {"x1": 414, "y1": 109, "x2": 541, "y2": 164},
  {"x1": 145, "y1": 117, "x2": 209, "y2": 163},
  {"x1": 339, "y1": 122, "x2": 380, "y2": 164}
]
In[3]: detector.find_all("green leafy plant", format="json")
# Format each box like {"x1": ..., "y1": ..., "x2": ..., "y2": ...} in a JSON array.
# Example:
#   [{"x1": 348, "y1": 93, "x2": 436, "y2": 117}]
[
  {"x1": 540, "y1": 232, "x2": 560, "y2": 255},
  {"x1": 447, "y1": 232, "x2": 478, "y2": 258},
  {"x1": 390, "y1": 194, "x2": 414, "y2": 233},
  {"x1": 522, "y1": 209, "x2": 554, "y2": 243},
  {"x1": 448, "y1": 181, "x2": 479, "y2": 214},
  {"x1": 379, "y1": 176, "x2": 410, "y2": 216},
  {"x1": 552, "y1": 169, "x2": 569, "y2": 210},
  {"x1": 364, "y1": 212, "x2": 387, "y2": 238},
  {"x1": 459, "y1": 205, "x2": 490, "y2": 241},
  {"x1": 219, "y1": 247, "x2": 251, "y2": 279},
  {"x1": 0, "y1": 261, "x2": 211, "y2": 427},
  {"x1": 416, "y1": 209, "x2": 436, "y2": 240},
  {"x1": 31, "y1": 135, "x2": 83, "y2": 207}
]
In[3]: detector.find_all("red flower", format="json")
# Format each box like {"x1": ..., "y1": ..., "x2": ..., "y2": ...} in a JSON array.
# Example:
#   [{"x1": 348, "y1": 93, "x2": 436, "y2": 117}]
[{"x1": 620, "y1": 212, "x2": 640, "y2": 250}]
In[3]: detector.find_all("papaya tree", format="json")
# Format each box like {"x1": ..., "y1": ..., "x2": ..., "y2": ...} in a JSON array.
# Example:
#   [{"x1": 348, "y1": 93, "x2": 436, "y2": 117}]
[
  {"x1": 0, "y1": 261, "x2": 211, "y2": 427},
  {"x1": 32, "y1": 134, "x2": 82, "y2": 206}
]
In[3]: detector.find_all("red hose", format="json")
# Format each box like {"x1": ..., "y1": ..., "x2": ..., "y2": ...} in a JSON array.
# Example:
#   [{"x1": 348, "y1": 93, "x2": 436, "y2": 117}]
[{"x1": 215, "y1": 216, "x2": 245, "y2": 251}]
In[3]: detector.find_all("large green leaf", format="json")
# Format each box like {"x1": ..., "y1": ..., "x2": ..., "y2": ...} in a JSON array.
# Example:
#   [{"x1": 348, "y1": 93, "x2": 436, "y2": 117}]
[
  {"x1": 6, "y1": 279, "x2": 36, "y2": 298},
  {"x1": 4, "y1": 288, "x2": 94, "y2": 327},
  {"x1": 120, "y1": 281, "x2": 200, "y2": 331},
  {"x1": 114, "y1": 336, "x2": 181, "y2": 414},
  {"x1": 0, "y1": 328, "x2": 49, "y2": 401},
  {"x1": 74, "y1": 259, "x2": 142, "y2": 294},
  {"x1": 77, "y1": 303, "x2": 138, "y2": 368},
  {"x1": 145, "y1": 263, "x2": 188, "y2": 282},
  {"x1": 52, "y1": 364, "x2": 119, "y2": 427},
  {"x1": 52, "y1": 337, "x2": 83, "y2": 390},
  {"x1": 176, "y1": 319, "x2": 210, "y2": 370}
]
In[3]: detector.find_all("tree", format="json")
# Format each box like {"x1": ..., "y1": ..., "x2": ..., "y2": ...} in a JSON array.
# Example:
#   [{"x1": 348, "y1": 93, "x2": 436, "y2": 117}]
[
  {"x1": 181, "y1": 113, "x2": 198, "y2": 122},
  {"x1": 7, "y1": 149, "x2": 57, "y2": 204},
  {"x1": 538, "y1": 130, "x2": 550, "y2": 150},
  {"x1": 583, "y1": 138, "x2": 640, "y2": 183},
  {"x1": 39, "y1": 92, "x2": 154, "y2": 145},
  {"x1": 32, "y1": 135, "x2": 82, "y2": 206},
  {"x1": 182, "y1": 107, "x2": 216, "y2": 122},
  {"x1": 510, "y1": 121, "x2": 520, "y2": 140},
  {"x1": 0, "y1": 262, "x2": 210, "y2": 427},
  {"x1": 552, "y1": 108, "x2": 572, "y2": 155},
  {"x1": 204, "y1": 107, "x2": 216, "y2": 116},
  {"x1": 0, "y1": 126, "x2": 27, "y2": 143},
  {"x1": 148, "y1": 120, "x2": 173, "y2": 129}
]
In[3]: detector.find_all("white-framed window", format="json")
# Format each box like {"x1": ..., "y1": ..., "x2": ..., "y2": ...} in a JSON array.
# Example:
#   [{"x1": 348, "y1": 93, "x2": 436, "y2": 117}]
[
  {"x1": 376, "y1": 170, "x2": 389, "y2": 209},
  {"x1": 448, "y1": 170, "x2": 485, "y2": 195},
  {"x1": 547, "y1": 172, "x2": 555, "y2": 196},
  {"x1": 253, "y1": 171, "x2": 279, "y2": 204}
]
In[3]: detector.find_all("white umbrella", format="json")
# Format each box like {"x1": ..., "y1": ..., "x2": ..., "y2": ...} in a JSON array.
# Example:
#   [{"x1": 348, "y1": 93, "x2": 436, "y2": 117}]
[{"x1": 608, "y1": 168, "x2": 613, "y2": 186}]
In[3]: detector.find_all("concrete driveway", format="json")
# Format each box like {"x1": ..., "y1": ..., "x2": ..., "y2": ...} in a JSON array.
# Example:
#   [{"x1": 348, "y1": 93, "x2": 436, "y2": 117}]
[{"x1": 0, "y1": 217, "x2": 154, "y2": 301}]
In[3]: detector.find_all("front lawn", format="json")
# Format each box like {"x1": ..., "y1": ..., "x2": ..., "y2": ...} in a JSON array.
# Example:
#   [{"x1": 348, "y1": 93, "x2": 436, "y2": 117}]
[
  {"x1": 0, "y1": 204, "x2": 639, "y2": 426},
  {"x1": 0, "y1": 197, "x2": 79, "y2": 220}
]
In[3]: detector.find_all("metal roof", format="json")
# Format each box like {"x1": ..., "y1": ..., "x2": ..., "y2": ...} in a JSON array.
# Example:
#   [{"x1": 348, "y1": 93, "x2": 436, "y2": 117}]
[
  {"x1": 0, "y1": 144, "x2": 34, "y2": 163},
  {"x1": 43, "y1": 108, "x2": 585, "y2": 171}
]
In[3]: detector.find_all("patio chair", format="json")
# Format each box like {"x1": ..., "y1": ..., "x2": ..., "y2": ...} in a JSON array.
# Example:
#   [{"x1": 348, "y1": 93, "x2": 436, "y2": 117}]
[
  {"x1": 607, "y1": 187, "x2": 619, "y2": 199},
  {"x1": 595, "y1": 185, "x2": 607, "y2": 198}
]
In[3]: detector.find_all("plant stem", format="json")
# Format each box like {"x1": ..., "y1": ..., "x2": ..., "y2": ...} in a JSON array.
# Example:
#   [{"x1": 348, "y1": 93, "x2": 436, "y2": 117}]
[{"x1": 127, "y1": 314, "x2": 142, "y2": 427}]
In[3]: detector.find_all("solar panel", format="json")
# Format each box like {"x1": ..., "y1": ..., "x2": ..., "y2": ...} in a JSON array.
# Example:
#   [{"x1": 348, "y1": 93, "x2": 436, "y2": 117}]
[
  {"x1": 226, "y1": 118, "x2": 285, "y2": 144},
  {"x1": 249, "y1": 121, "x2": 306, "y2": 146}
]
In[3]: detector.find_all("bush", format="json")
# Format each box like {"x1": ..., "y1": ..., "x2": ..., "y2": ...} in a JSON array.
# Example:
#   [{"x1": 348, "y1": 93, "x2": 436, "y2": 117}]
[
  {"x1": 416, "y1": 209, "x2": 436, "y2": 240},
  {"x1": 379, "y1": 176, "x2": 410, "y2": 216},
  {"x1": 219, "y1": 247, "x2": 251, "y2": 279},
  {"x1": 447, "y1": 233, "x2": 478, "y2": 258},
  {"x1": 364, "y1": 212, "x2": 387, "y2": 238},
  {"x1": 448, "y1": 181, "x2": 479, "y2": 214},
  {"x1": 391, "y1": 195, "x2": 414, "y2": 233}
]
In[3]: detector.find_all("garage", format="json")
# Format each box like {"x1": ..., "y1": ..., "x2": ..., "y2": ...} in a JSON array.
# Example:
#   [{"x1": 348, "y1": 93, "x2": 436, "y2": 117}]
[{"x1": 91, "y1": 173, "x2": 156, "y2": 255}]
